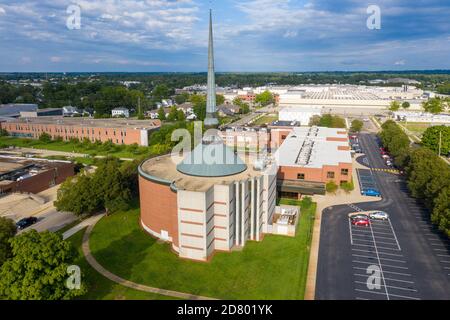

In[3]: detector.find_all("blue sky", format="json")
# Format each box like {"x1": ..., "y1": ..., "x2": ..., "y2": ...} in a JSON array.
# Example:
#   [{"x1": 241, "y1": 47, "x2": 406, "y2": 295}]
[{"x1": 0, "y1": 0, "x2": 449, "y2": 72}]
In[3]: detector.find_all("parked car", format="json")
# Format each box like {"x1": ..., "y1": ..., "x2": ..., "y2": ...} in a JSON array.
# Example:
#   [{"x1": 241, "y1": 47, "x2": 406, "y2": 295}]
[
  {"x1": 369, "y1": 211, "x2": 389, "y2": 220},
  {"x1": 361, "y1": 188, "x2": 381, "y2": 197},
  {"x1": 350, "y1": 214, "x2": 369, "y2": 221},
  {"x1": 352, "y1": 219, "x2": 371, "y2": 227},
  {"x1": 16, "y1": 217, "x2": 38, "y2": 230}
]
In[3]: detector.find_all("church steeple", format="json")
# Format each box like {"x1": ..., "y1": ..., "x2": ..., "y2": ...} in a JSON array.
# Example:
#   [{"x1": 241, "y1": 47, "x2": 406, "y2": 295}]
[{"x1": 204, "y1": 9, "x2": 219, "y2": 127}]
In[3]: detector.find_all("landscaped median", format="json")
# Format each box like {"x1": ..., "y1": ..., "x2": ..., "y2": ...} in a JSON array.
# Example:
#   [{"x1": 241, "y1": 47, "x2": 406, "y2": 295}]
[{"x1": 82, "y1": 198, "x2": 316, "y2": 300}]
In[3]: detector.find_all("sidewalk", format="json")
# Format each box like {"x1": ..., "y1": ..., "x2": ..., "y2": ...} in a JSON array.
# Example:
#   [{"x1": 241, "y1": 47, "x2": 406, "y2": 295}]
[{"x1": 62, "y1": 213, "x2": 105, "y2": 240}]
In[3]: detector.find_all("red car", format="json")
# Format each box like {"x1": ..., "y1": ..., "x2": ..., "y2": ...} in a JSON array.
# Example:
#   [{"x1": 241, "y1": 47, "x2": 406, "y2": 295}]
[{"x1": 351, "y1": 219, "x2": 370, "y2": 227}]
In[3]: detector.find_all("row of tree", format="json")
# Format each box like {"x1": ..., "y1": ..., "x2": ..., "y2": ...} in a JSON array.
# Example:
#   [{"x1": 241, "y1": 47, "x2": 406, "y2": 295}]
[
  {"x1": 389, "y1": 97, "x2": 450, "y2": 114},
  {"x1": 310, "y1": 114, "x2": 346, "y2": 128},
  {"x1": 379, "y1": 120, "x2": 450, "y2": 237}
]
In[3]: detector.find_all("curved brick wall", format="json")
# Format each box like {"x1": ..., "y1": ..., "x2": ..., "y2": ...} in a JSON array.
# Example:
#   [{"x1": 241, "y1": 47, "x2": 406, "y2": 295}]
[{"x1": 138, "y1": 175, "x2": 179, "y2": 248}]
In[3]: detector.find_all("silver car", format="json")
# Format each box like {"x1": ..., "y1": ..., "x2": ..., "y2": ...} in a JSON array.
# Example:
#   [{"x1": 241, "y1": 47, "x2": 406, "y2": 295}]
[{"x1": 369, "y1": 211, "x2": 389, "y2": 220}]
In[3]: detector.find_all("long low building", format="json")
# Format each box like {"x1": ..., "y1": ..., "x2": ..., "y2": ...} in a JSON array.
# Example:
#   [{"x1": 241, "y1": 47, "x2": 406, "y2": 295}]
[
  {"x1": 0, "y1": 117, "x2": 161, "y2": 146},
  {"x1": 0, "y1": 156, "x2": 74, "y2": 195}
]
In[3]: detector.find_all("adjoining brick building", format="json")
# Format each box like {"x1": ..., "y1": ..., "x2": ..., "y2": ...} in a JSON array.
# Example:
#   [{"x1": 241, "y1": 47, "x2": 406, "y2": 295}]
[
  {"x1": 273, "y1": 126, "x2": 352, "y2": 198},
  {"x1": 0, "y1": 117, "x2": 161, "y2": 146},
  {"x1": 0, "y1": 157, "x2": 74, "y2": 195}
]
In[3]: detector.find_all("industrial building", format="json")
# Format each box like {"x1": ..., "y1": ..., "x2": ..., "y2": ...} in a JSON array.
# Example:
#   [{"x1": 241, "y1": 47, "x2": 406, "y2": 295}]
[
  {"x1": 0, "y1": 117, "x2": 161, "y2": 146},
  {"x1": 278, "y1": 106, "x2": 323, "y2": 125},
  {"x1": 0, "y1": 157, "x2": 74, "y2": 195}
]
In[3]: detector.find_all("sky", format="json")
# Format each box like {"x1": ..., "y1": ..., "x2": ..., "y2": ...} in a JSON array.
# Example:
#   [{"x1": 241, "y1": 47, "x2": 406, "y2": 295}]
[{"x1": 0, "y1": 0, "x2": 449, "y2": 72}]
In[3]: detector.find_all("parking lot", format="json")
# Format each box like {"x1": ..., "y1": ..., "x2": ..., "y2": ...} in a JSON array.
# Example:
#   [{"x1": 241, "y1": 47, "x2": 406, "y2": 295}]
[
  {"x1": 348, "y1": 206, "x2": 421, "y2": 300},
  {"x1": 315, "y1": 133, "x2": 450, "y2": 300}
]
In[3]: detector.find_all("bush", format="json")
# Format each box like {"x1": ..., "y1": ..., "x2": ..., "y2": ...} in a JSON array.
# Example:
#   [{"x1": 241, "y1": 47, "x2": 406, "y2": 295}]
[
  {"x1": 326, "y1": 181, "x2": 338, "y2": 194},
  {"x1": 39, "y1": 133, "x2": 52, "y2": 143},
  {"x1": 340, "y1": 181, "x2": 354, "y2": 193}
]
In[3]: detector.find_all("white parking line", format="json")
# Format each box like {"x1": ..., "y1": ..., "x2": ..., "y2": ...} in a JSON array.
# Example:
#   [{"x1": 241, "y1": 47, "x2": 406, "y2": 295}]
[
  {"x1": 352, "y1": 243, "x2": 400, "y2": 251},
  {"x1": 352, "y1": 254, "x2": 406, "y2": 263},
  {"x1": 352, "y1": 260, "x2": 409, "y2": 270},
  {"x1": 349, "y1": 218, "x2": 353, "y2": 245},
  {"x1": 354, "y1": 238, "x2": 399, "y2": 246},
  {"x1": 387, "y1": 218, "x2": 401, "y2": 250},
  {"x1": 354, "y1": 274, "x2": 414, "y2": 284},
  {"x1": 433, "y1": 249, "x2": 449, "y2": 252},
  {"x1": 352, "y1": 233, "x2": 397, "y2": 241},
  {"x1": 354, "y1": 281, "x2": 417, "y2": 292},
  {"x1": 440, "y1": 260, "x2": 450, "y2": 264},
  {"x1": 352, "y1": 266, "x2": 412, "y2": 276}
]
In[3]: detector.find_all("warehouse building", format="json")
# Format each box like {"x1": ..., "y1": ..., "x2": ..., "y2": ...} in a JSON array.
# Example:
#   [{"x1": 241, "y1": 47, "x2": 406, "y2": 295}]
[{"x1": 0, "y1": 117, "x2": 161, "y2": 146}]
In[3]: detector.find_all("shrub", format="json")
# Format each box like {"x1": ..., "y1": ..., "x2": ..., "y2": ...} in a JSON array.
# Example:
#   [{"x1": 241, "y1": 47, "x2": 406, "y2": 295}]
[{"x1": 326, "y1": 181, "x2": 338, "y2": 194}]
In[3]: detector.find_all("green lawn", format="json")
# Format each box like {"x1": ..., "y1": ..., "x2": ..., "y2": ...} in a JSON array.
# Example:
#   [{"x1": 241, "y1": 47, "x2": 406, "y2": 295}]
[
  {"x1": 399, "y1": 122, "x2": 433, "y2": 136},
  {"x1": 88, "y1": 199, "x2": 316, "y2": 300},
  {"x1": 0, "y1": 136, "x2": 148, "y2": 159},
  {"x1": 252, "y1": 115, "x2": 278, "y2": 126},
  {"x1": 67, "y1": 228, "x2": 176, "y2": 300}
]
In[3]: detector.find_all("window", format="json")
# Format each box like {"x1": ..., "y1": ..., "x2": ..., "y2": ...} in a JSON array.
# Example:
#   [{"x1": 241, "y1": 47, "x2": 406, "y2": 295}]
[
  {"x1": 297, "y1": 173, "x2": 305, "y2": 180},
  {"x1": 341, "y1": 168, "x2": 349, "y2": 176},
  {"x1": 281, "y1": 135, "x2": 287, "y2": 140},
  {"x1": 327, "y1": 171, "x2": 335, "y2": 179}
]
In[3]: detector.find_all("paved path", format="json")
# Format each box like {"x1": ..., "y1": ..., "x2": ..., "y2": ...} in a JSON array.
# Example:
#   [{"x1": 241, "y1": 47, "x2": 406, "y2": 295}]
[{"x1": 74, "y1": 214, "x2": 216, "y2": 300}]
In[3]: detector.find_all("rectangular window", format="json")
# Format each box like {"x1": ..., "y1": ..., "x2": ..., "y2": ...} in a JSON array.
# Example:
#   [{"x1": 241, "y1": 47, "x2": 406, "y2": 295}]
[
  {"x1": 327, "y1": 171, "x2": 335, "y2": 179},
  {"x1": 341, "y1": 169, "x2": 349, "y2": 176},
  {"x1": 297, "y1": 173, "x2": 305, "y2": 180}
]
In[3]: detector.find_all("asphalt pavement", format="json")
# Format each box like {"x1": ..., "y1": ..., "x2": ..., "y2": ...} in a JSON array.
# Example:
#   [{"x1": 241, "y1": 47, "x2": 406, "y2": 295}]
[{"x1": 315, "y1": 132, "x2": 450, "y2": 300}]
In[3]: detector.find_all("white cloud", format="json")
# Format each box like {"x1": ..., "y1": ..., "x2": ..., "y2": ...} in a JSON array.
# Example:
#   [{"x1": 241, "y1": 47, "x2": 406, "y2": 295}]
[
  {"x1": 394, "y1": 60, "x2": 406, "y2": 65},
  {"x1": 50, "y1": 56, "x2": 62, "y2": 62},
  {"x1": 0, "y1": 7, "x2": 6, "y2": 15}
]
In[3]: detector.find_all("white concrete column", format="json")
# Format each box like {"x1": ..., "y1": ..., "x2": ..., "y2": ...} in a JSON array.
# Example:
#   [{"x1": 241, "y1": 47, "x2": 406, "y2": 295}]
[
  {"x1": 256, "y1": 177, "x2": 261, "y2": 241},
  {"x1": 235, "y1": 182, "x2": 240, "y2": 246},
  {"x1": 250, "y1": 178, "x2": 255, "y2": 240},
  {"x1": 241, "y1": 180, "x2": 246, "y2": 246}
]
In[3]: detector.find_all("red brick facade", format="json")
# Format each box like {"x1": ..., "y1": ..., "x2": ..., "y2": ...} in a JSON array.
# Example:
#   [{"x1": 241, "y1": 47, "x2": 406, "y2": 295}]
[{"x1": 139, "y1": 176, "x2": 179, "y2": 247}]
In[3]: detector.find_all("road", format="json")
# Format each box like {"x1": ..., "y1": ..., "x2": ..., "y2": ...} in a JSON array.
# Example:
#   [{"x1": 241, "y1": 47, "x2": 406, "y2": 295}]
[{"x1": 315, "y1": 132, "x2": 450, "y2": 300}]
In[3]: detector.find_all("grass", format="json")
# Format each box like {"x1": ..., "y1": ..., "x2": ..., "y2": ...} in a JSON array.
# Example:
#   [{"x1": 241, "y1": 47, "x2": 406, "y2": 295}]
[
  {"x1": 88, "y1": 198, "x2": 316, "y2": 300},
  {"x1": 66, "y1": 228, "x2": 176, "y2": 300},
  {"x1": 252, "y1": 115, "x2": 278, "y2": 126},
  {"x1": 0, "y1": 136, "x2": 148, "y2": 159},
  {"x1": 399, "y1": 122, "x2": 433, "y2": 136}
]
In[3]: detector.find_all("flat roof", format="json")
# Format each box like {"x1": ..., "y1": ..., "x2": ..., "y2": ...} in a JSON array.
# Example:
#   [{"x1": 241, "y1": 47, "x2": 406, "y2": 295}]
[
  {"x1": 3, "y1": 117, "x2": 161, "y2": 130},
  {"x1": 140, "y1": 153, "x2": 275, "y2": 192},
  {"x1": 274, "y1": 126, "x2": 352, "y2": 168}
]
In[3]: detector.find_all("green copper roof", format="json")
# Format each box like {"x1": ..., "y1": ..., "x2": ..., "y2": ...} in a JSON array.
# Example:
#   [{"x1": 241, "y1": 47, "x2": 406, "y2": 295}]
[{"x1": 177, "y1": 140, "x2": 247, "y2": 177}]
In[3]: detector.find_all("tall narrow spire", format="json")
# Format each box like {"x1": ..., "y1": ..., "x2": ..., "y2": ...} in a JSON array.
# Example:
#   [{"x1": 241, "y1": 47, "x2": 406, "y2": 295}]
[{"x1": 204, "y1": 9, "x2": 219, "y2": 127}]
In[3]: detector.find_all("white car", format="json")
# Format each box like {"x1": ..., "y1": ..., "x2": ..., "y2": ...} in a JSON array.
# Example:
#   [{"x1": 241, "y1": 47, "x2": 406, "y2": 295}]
[{"x1": 369, "y1": 211, "x2": 389, "y2": 220}]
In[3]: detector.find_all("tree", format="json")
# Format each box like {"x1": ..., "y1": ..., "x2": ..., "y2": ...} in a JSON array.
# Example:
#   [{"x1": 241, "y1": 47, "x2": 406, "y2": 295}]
[
  {"x1": 421, "y1": 125, "x2": 450, "y2": 155},
  {"x1": 176, "y1": 109, "x2": 186, "y2": 121},
  {"x1": 389, "y1": 101, "x2": 401, "y2": 112},
  {"x1": 216, "y1": 94, "x2": 225, "y2": 106},
  {"x1": 255, "y1": 90, "x2": 274, "y2": 107},
  {"x1": 152, "y1": 84, "x2": 170, "y2": 101},
  {"x1": 174, "y1": 93, "x2": 190, "y2": 105},
  {"x1": 340, "y1": 181, "x2": 354, "y2": 193},
  {"x1": 167, "y1": 106, "x2": 178, "y2": 121},
  {"x1": 326, "y1": 181, "x2": 338, "y2": 194},
  {"x1": 240, "y1": 104, "x2": 250, "y2": 114},
  {"x1": 0, "y1": 230, "x2": 85, "y2": 300},
  {"x1": 422, "y1": 98, "x2": 445, "y2": 114},
  {"x1": 39, "y1": 132, "x2": 52, "y2": 143},
  {"x1": 432, "y1": 186, "x2": 450, "y2": 237},
  {"x1": 350, "y1": 119, "x2": 364, "y2": 133},
  {"x1": 157, "y1": 107, "x2": 166, "y2": 121},
  {"x1": 401, "y1": 101, "x2": 410, "y2": 110},
  {"x1": 191, "y1": 95, "x2": 206, "y2": 121},
  {"x1": 0, "y1": 217, "x2": 16, "y2": 266}
]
